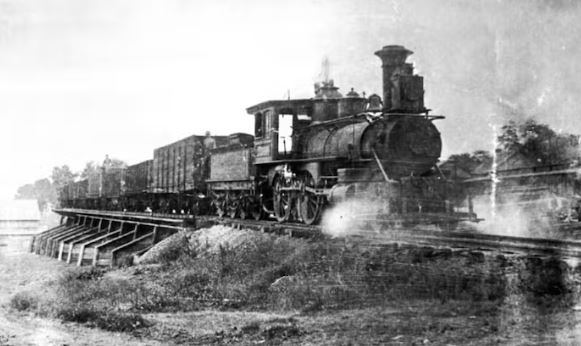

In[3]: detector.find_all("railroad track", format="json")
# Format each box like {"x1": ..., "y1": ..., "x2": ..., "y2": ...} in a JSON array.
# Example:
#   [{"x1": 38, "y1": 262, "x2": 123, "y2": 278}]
[
  {"x1": 350, "y1": 228, "x2": 581, "y2": 259},
  {"x1": 201, "y1": 215, "x2": 581, "y2": 259},
  {"x1": 196, "y1": 215, "x2": 323, "y2": 238},
  {"x1": 55, "y1": 209, "x2": 581, "y2": 259}
]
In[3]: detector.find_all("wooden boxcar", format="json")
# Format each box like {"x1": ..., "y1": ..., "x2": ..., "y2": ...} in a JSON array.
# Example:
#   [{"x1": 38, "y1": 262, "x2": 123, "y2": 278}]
[
  {"x1": 151, "y1": 134, "x2": 228, "y2": 194},
  {"x1": 125, "y1": 160, "x2": 152, "y2": 195},
  {"x1": 102, "y1": 167, "x2": 126, "y2": 199},
  {"x1": 85, "y1": 166, "x2": 126, "y2": 209},
  {"x1": 122, "y1": 160, "x2": 152, "y2": 211}
]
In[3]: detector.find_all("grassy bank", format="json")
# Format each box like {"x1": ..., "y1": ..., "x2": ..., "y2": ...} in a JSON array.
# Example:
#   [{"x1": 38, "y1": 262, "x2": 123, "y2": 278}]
[{"x1": 9, "y1": 227, "x2": 578, "y2": 343}]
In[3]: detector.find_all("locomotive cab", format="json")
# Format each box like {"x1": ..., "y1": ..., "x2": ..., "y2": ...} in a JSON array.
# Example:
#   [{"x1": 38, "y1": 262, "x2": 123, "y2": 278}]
[{"x1": 248, "y1": 100, "x2": 313, "y2": 163}]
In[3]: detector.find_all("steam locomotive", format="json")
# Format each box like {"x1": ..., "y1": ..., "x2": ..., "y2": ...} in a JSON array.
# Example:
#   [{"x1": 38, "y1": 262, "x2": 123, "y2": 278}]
[{"x1": 59, "y1": 45, "x2": 478, "y2": 228}]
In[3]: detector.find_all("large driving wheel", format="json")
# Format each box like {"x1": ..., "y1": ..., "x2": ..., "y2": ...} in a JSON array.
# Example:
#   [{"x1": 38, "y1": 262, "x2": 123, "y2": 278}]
[
  {"x1": 298, "y1": 175, "x2": 322, "y2": 225},
  {"x1": 273, "y1": 177, "x2": 291, "y2": 222}
]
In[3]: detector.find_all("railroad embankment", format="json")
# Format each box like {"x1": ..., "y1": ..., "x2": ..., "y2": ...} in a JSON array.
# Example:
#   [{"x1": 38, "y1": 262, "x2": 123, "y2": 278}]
[{"x1": 8, "y1": 225, "x2": 581, "y2": 345}]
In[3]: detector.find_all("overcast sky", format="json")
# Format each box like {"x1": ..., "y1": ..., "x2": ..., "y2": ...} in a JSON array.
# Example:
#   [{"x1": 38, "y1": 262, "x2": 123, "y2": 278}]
[{"x1": 1, "y1": 0, "x2": 580, "y2": 200}]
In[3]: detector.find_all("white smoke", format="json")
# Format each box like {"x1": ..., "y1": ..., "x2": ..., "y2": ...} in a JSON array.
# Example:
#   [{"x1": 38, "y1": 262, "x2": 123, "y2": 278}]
[
  {"x1": 320, "y1": 198, "x2": 381, "y2": 238},
  {"x1": 472, "y1": 192, "x2": 570, "y2": 238}
]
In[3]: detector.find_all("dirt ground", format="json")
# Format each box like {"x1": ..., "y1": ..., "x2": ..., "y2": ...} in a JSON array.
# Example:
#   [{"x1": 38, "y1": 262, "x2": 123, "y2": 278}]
[
  {"x1": 0, "y1": 235, "x2": 166, "y2": 346},
  {"x1": 135, "y1": 303, "x2": 581, "y2": 345},
  {"x1": 3, "y1": 234, "x2": 581, "y2": 345}
]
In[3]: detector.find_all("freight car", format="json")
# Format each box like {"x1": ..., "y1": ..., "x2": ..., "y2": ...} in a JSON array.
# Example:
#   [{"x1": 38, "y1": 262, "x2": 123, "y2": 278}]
[
  {"x1": 59, "y1": 133, "x2": 230, "y2": 214},
  {"x1": 83, "y1": 162, "x2": 126, "y2": 211},
  {"x1": 60, "y1": 165, "x2": 126, "y2": 210},
  {"x1": 149, "y1": 133, "x2": 228, "y2": 213},
  {"x1": 122, "y1": 160, "x2": 152, "y2": 212},
  {"x1": 62, "y1": 179, "x2": 88, "y2": 209}
]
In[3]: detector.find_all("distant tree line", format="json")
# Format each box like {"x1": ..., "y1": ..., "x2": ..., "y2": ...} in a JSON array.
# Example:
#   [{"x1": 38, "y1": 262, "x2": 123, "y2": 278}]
[
  {"x1": 497, "y1": 119, "x2": 579, "y2": 166},
  {"x1": 15, "y1": 157, "x2": 126, "y2": 211},
  {"x1": 444, "y1": 118, "x2": 579, "y2": 176}
]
